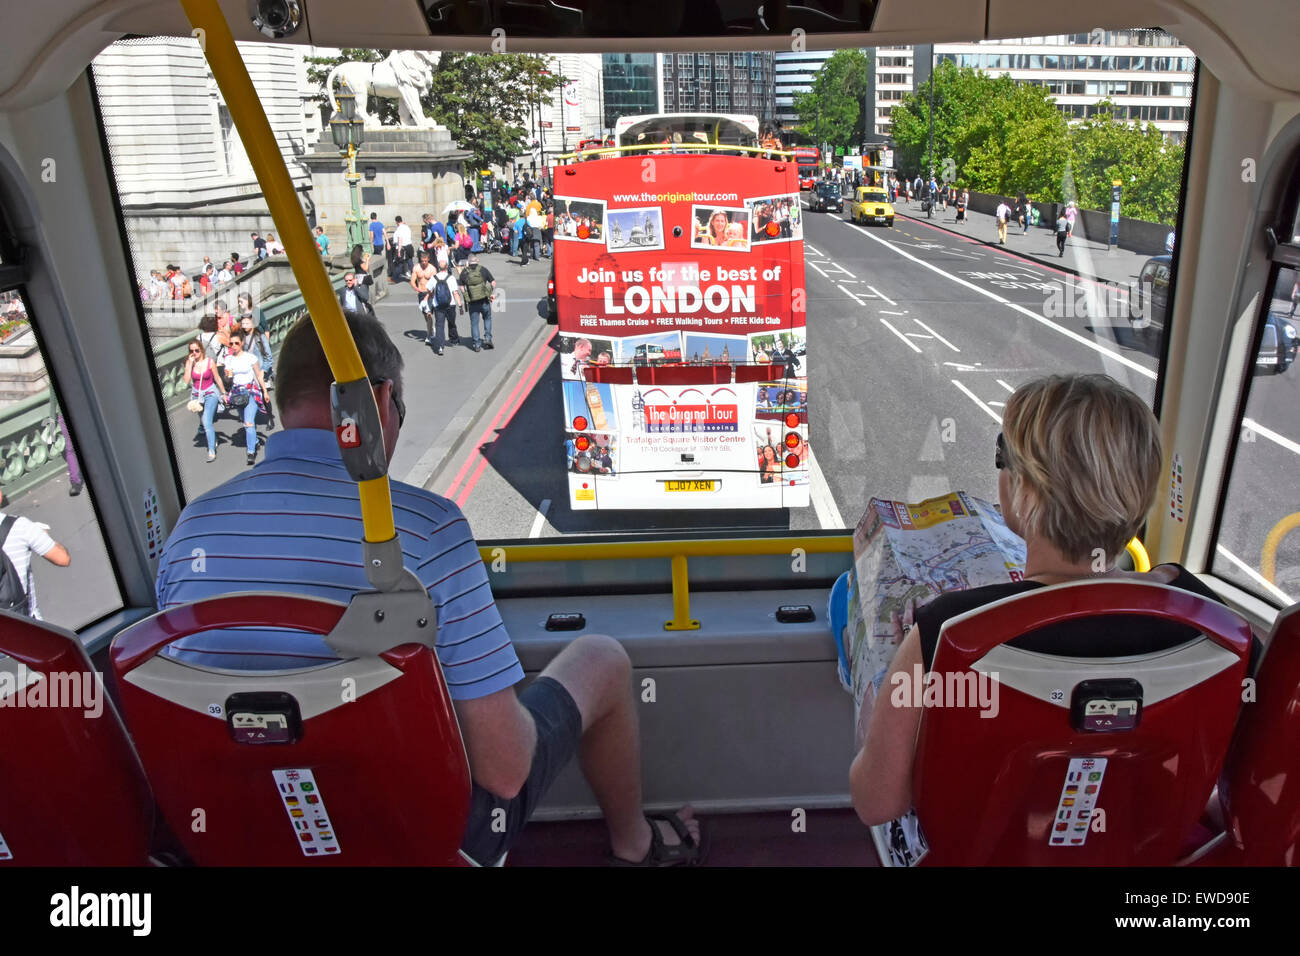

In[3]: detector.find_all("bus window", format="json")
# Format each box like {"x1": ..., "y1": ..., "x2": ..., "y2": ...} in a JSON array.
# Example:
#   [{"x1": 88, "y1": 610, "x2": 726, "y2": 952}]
[
  {"x1": 1212, "y1": 263, "x2": 1300, "y2": 604},
  {"x1": 0, "y1": 286, "x2": 123, "y2": 630}
]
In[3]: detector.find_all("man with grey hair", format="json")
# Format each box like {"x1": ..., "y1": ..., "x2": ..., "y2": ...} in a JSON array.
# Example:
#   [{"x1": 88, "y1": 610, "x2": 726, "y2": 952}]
[{"x1": 155, "y1": 310, "x2": 703, "y2": 866}]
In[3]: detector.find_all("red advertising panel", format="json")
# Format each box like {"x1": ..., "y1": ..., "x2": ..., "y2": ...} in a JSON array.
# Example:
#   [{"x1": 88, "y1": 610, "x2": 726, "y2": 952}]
[{"x1": 554, "y1": 152, "x2": 808, "y2": 510}]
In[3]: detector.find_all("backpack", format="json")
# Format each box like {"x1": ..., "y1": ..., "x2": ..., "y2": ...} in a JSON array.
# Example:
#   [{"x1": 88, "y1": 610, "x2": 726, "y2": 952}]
[
  {"x1": 458, "y1": 231, "x2": 473, "y2": 250},
  {"x1": 462, "y1": 265, "x2": 490, "y2": 302},
  {"x1": 0, "y1": 515, "x2": 31, "y2": 616},
  {"x1": 433, "y1": 273, "x2": 452, "y2": 308}
]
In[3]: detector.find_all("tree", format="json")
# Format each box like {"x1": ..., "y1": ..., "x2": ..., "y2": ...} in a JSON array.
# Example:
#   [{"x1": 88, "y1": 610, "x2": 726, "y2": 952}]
[
  {"x1": 793, "y1": 50, "x2": 870, "y2": 150},
  {"x1": 1069, "y1": 102, "x2": 1184, "y2": 224},
  {"x1": 304, "y1": 49, "x2": 399, "y2": 126},
  {"x1": 428, "y1": 53, "x2": 566, "y2": 172}
]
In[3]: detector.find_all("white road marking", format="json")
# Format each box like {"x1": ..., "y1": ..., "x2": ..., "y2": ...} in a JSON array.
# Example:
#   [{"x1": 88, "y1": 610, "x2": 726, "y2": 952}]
[
  {"x1": 865, "y1": 284, "x2": 897, "y2": 306},
  {"x1": 841, "y1": 219, "x2": 1157, "y2": 380},
  {"x1": 838, "y1": 283, "x2": 867, "y2": 306},
  {"x1": 906, "y1": 333, "x2": 934, "y2": 339},
  {"x1": 944, "y1": 361, "x2": 981, "y2": 370},
  {"x1": 911, "y1": 318, "x2": 960, "y2": 353},
  {"x1": 804, "y1": 243, "x2": 823, "y2": 257},
  {"x1": 824, "y1": 262, "x2": 856, "y2": 279},
  {"x1": 529, "y1": 499, "x2": 552, "y2": 538},
  {"x1": 808, "y1": 260, "x2": 832, "y2": 279},
  {"x1": 1242, "y1": 417, "x2": 1300, "y2": 457},
  {"x1": 996, "y1": 379, "x2": 1016, "y2": 393},
  {"x1": 951, "y1": 379, "x2": 1004, "y2": 423},
  {"x1": 880, "y1": 318, "x2": 923, "y2": 353},
  {"x1": 989, "y1": 401, "x2": 1006, "y2": 407},
  {"x1": 1216, "y1": 544, "x2": 1294, "y2": 604},
  {"x1": 806, "y1": 447, "x2": 844, "y2": 530}
]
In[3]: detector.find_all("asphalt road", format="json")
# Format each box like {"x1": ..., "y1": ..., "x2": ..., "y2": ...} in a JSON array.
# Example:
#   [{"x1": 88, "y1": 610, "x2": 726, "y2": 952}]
[{"x1": 15, "y1": 215, "x2": 1300, "y2": 631}]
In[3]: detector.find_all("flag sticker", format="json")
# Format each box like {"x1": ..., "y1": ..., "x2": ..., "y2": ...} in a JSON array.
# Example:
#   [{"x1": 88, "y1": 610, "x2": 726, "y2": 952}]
[
  {"x1": 1049, "y1": 757, "x2": 1106, "y2": 848},
  {"x1": 273, "y1": 769, "x2": 340, "y2": 858},
  {"x1": 0, "y1": 828, "x2": 11, "y2": 861}
]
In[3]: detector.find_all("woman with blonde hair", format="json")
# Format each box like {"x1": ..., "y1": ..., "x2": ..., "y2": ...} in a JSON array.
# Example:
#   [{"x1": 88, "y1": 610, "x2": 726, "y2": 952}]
[{"x1": 849, "y1": 373, "x2": 1235, "y2": 827}]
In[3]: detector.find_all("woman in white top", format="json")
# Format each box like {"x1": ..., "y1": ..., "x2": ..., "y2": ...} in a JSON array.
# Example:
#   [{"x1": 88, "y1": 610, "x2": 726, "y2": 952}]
[
  {"x1": 0, "y1": 510, "x2": 70, "y2": 620},
  {"x1": 222, "y1": 331, "x2": 269, "y2": 465}
]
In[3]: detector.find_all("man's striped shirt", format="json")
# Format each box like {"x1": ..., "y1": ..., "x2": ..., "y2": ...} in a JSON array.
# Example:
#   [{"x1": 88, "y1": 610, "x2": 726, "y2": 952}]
[{"x1": 155, "y1": 428, "x2": 523, "y2": 700}]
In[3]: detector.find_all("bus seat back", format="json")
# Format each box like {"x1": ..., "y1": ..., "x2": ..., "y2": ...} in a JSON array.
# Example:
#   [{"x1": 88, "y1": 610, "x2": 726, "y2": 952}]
[
  {"x1": 0, "y1": 609, "x2": 153, "y2": 865},
  {"x1": 912, "y1": 582, "x2": 1252, "y2": 865},
  {"x1": 1219, "y1": 601, "x2": 1300, "y2": 865},
  {"x1": 110, "y1": 594, "x2": 472, "y2": 866}
]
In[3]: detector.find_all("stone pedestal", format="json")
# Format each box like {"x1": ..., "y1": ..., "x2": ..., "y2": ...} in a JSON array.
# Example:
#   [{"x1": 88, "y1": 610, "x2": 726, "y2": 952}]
[{"x1": 303, "y1": 128, "x2": 472, "y2": 252}]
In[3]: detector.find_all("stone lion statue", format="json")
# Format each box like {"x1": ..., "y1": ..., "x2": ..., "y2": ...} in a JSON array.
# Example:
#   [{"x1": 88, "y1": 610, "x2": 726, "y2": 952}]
[{"x1": 325, "y1": 51, "x2": 440, "y2": 128}]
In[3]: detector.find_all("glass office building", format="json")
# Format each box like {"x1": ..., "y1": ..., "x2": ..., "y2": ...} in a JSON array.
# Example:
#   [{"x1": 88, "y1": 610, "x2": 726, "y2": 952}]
[{"x1": 602, "y1": 53, "x2": 659, "y2": 131}]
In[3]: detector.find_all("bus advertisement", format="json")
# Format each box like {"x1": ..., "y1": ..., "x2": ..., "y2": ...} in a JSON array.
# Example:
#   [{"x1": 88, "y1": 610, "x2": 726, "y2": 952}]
[
  {"x1": 552, "y1": 148, "x2": 808, "y2": 510},
  {"x1": 793, "y1": 146, "x2": 820, "y2": 189}
]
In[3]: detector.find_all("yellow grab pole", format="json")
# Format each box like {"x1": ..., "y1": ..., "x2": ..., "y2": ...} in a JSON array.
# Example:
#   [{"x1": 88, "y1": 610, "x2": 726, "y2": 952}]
[
  {"x1": 179, "y1": 0, "x2": 395, "y2": 544},
  {"x1": 664, "y1": 554, "x2": 700, "y2": 631},
  {"x1": 1261, "y1": 512, "x2": 1300, "y2": 584},
  {"x1": 1125, "y1": 536, "x2": 1151, "y2": 573}
]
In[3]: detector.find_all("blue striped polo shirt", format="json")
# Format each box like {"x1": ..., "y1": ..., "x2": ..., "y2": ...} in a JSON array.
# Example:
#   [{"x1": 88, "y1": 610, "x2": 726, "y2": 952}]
[{"x1": 155, "y1": 428, "x2": 523, "y2": 700}]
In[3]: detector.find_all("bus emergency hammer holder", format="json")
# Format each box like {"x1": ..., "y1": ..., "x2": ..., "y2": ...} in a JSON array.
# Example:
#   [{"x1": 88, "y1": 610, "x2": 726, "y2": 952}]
[{"x1": 328, "y1": 377, "x2": 438, "y2": 658}]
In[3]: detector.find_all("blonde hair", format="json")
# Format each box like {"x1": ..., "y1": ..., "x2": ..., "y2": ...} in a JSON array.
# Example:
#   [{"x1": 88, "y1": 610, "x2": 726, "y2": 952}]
[{"x1": 1002, "y1": 374, "x2": 1161, "y2": 563}]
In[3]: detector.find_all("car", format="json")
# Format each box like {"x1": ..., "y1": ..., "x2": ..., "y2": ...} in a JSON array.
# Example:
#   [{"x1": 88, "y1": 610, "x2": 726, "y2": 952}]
[
  {"x1": 810, "y1": 181, "x2": 843, "y2": 213},
  {"x1": 546, "y1": 263, "x2": 557, "y2": 324},
  {"x1": 850, "y1": 186, "x2": 894, "y2": 227},
  {"x1": 1134, "y1": 255, "x2": 1296, "y2": 372}
]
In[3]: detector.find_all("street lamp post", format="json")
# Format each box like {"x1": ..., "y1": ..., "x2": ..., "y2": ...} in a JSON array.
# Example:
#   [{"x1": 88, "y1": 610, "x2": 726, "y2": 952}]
[{"x1": 329, "y1": 82, "x2": 367, "y2": 253}]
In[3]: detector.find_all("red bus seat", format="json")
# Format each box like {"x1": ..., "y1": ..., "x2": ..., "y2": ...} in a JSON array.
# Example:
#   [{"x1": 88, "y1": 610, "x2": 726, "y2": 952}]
[
  {"x1": 0, "y1": 609, "x2": 153, "y2": 864},
  {"x1": 911, "y1": 581, "x2": 1252, "y2": 865},
  {"x1": 110, "y1": 591, "x2": 473, "y2": 865},
  {"x1": 1215, "y1": 601, "x2": 1300, "y2": 865}
]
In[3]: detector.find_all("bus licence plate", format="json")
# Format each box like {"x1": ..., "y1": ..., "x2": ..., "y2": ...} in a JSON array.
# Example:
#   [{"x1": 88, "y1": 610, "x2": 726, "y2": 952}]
[{"x1": 665, "y1": 480, "x2": 717, "y2": 492}]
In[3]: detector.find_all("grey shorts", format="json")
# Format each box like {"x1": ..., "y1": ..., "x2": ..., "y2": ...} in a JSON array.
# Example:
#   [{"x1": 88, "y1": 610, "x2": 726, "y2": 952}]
[{"x1": 459, "y1": 676, "x2": 583, "y2": 864}]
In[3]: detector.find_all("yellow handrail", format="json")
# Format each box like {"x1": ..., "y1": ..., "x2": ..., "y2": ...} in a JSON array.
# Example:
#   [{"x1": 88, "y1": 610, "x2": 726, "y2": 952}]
[
  {"x1": 480, "y1": 535, "x2": 1157, "y2": 629},
  {"x1": 180, "y1": 0, "x2": 396, "y2": 547}
]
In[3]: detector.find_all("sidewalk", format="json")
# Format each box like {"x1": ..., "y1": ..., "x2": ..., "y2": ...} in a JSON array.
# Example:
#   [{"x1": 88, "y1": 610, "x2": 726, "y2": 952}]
[{"x1": 893, "y1": 200, "x2": 1155, "y2": 287}]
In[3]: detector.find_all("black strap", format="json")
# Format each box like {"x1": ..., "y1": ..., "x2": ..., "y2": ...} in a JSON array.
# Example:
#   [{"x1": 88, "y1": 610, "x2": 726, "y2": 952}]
[{"x1": 0, "y1": 514, "x2": 16, "y2": 547}]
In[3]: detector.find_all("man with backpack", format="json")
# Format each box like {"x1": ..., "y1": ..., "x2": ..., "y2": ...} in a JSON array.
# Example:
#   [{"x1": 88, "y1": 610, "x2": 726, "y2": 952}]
[
  {"x1": 1055, "y1": 210, "x2": 1070, "y2": 257},
  {"x1": 428, "y1": 259, "x2": 463, "y2": 356},
  {"x1": 0, "y1": 508, "x2": 70, "y2": 620},
  {"x1": 459, "y1": 255, "x2": 497, "y2": 352}
]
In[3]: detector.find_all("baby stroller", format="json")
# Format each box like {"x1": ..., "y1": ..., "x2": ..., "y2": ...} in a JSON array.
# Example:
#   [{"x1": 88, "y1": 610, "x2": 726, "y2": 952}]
[{"x1": 496, "y1": 222, "x2": 514, "y2": 252}]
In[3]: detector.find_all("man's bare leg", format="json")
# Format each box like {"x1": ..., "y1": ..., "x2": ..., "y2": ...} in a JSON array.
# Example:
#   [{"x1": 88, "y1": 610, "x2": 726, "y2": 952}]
[{"x1": 539, "y1": 634, "x2": 699, "y2": 861}]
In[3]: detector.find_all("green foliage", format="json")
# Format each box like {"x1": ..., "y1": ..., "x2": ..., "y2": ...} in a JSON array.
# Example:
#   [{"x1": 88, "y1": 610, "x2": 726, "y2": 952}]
[
  {"x1": 428, "y1": 53, "x2": 567, "y2": 172},
  {"x1": 793, "y1": 49, "x2": 870, "y2": 150},
  {"x1": 890, "y1": 65, "x2": 1185, "y2": 224}
]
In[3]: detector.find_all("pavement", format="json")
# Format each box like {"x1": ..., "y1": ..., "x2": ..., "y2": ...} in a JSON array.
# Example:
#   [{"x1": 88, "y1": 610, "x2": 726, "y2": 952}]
[{"x1": 889, "y1": 194, "x2": 1158, "y2": 288}]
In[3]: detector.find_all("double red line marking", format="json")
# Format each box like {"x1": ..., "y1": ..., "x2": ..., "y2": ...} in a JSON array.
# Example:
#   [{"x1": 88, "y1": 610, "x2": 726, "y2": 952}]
[{"x1": 444, "y1": 330, "x2": 557, "y2": 506}]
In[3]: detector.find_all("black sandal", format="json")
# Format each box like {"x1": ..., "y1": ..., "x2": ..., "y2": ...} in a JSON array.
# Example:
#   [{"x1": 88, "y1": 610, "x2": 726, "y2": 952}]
[{"x1": 609, "y1": 811, "x2": 707, "y2": 867}]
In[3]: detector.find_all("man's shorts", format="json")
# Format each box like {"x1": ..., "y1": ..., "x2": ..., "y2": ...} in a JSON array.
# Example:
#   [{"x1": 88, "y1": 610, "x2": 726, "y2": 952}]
[{"x1": 459, "y1": 676, "x2": 583, "y2": 865}]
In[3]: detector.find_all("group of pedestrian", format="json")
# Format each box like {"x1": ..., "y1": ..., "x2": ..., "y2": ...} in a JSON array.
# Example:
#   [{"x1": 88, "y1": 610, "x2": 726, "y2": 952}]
[
  {"x1": 141, "y1": 233, "x2": 283, "y2": 304},
  {"x1": 186, "y1": 294, "x2": 274, "y2": 465},
  {"x1": 409, "y1": 248, "x2": 498, "y2": 355}
]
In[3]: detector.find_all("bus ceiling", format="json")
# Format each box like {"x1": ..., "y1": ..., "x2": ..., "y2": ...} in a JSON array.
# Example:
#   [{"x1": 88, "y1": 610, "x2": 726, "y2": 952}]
[{"x1": 0, "y1": 2, "x2": 1298, "y2": 109}]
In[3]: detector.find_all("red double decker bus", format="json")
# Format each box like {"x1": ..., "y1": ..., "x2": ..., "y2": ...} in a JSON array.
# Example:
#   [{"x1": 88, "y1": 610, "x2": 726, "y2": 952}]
[
  {"x1": 552, "y1": 113, "x2": 809, "y2": 511},
  {"x1": 793, "y1": 146, "x2": 820, "y2": 190}
]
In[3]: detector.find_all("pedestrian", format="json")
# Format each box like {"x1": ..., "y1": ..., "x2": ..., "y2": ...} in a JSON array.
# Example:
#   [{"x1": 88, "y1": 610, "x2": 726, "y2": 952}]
[
  {"x1": 1017, "y1": 193, "x2": 1028, "y2": 233},
  {"x1": 995, "y1": 200, "x2": 1012, "y2": 244},
  {"x1": 1065, "y1": 201, "x2": 1077, "y2": 238},
  {"x1": 369, "y1": 213, "x2": 385, "y2": 258},
  {"x1": 429, "y1": 260, "x2": 463, "y2": 355},
  {"x1": 57, "y1": 412, "x2": 82, "y2": 496},
  {"x1": 338, "y1": 270, "x2": 375, "y2": 316},
  {"x1": 458, "y1": 254, "x2": 496, "y2": 352},
  {"x1": 410, "y1": 250, "x2": 439, "y2": 350},
  {"x1": 1290, "y1": 279, "x2": 1299, "y2": 317},
  {"x1": 1165, "y1": 229, "x2": 1176, "y2": 254},
  {"x1": 1055, "y1": 210, "x2": 1069, "y2": 257},
  {"x1": 314, "y1": 226, "x2": 330, "y2": 258},
  {"x1": 185, "y1": 338, "x2": 228, "y2": 462},
  {"x1": 237, "y1": 292, "x2": 267, "y2": 334},
  {"x1": 266, "y1": 233, "x2": 284, "y2": 256},
  {"x1": 958, "y1": 188, "x2": 969, "y2": 224},
  {"x1": 230, "y1": 252, "x2": 245, "y2": 276},
  {"x1": 251, "y1": 232, "x2": 268, "y2": 262},
  {"x1": 222, "y1": 331, "x2": 270, "y2": 466},
  {"x1": 0, "y1": 504, "x2": 71, "y2": 620},
  {"x1": 393, "y1": 215, "x2": 414, "y2": 276}
]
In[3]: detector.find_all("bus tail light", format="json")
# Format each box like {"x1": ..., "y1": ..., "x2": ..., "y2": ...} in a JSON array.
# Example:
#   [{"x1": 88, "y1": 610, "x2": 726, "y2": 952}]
[
  {"x1": 765, "y1": 221, "x2": 780, "y2": 237},
  {"x1": 547, "y1": 277, "x2": 555, "y2": 296},
  {"x1": 572, "y1": 415, "x2": 589, "y2": 430},
  {"x1": 784, "y1": 453, "x2": 800, "y2": 468},
  {"x1": 784, "y1": 432, "x2": 800, "y2": 449},
  {"x1": 575, "y1": 435, "x2": 591, "y2": 452},
  {"x1": 577, "y1": 225, "x2": 590, "y2": 239},
  {"x1": 785, "y1": 413, "x2": 801, "y2": 429}
]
